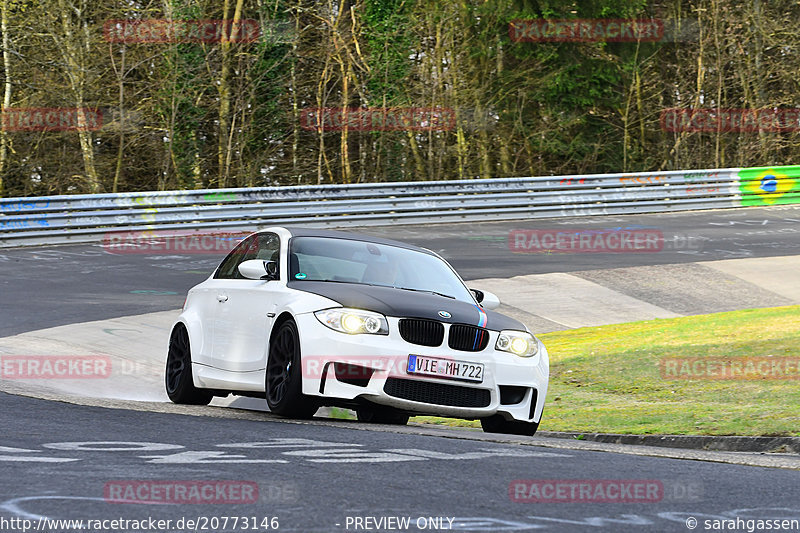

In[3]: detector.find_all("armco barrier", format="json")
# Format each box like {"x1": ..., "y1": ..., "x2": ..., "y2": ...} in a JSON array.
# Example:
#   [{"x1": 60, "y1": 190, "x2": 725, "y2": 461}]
[{"x1": 1, "y1": 166, "x2": 799, "y2": 247}]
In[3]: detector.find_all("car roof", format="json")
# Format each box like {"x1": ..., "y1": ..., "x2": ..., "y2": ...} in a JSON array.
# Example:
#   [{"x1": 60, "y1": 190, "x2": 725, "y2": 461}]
[{"x1": 268, "y1": 227, "x2": 435, "y2": 255}]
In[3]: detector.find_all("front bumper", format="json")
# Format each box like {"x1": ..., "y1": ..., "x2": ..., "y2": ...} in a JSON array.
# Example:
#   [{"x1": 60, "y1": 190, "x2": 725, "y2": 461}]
[{"x1": 295, "y1": 313, "x2": 549, "y2": 423}]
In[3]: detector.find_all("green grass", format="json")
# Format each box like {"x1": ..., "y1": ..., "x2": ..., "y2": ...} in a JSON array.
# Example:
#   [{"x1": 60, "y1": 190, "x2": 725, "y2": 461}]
[
  {"x1": 327, "y1": 407, "x2": 356, "y2": 420},
  {"x1": 411, "y1": 306, "x2": 800, "y2": 436}
]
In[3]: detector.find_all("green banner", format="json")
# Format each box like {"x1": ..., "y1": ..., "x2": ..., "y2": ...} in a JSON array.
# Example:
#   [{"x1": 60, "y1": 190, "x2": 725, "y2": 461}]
[{"x1": 738, "y1": 165, "x2": 800, "y2": 206}]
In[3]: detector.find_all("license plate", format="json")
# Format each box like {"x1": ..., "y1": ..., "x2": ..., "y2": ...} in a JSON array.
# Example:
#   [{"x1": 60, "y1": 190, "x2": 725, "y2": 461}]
[{"x1": 407, "y1": 355, "x2": 484, "y2": 383}]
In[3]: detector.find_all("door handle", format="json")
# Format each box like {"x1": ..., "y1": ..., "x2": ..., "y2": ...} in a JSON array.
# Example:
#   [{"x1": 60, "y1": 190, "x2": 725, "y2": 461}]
[{"x1": 217, "y1": 294, "x2": 228, "y2": 302}]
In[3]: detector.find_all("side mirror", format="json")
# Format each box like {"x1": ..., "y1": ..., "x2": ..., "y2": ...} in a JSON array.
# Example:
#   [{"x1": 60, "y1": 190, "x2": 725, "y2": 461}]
[
  {"x1": 265, "y1": 260, "x2": 278, "y2": 279},
  {"x1": 238, "y1": 259, "x2": 278, "y2": 280},
  {"x1": 471, "y1": 288, "x2": 500, "y2": 310}
]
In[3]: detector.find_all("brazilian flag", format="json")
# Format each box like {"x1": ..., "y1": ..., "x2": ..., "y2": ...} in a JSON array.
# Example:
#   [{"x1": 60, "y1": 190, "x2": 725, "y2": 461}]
[{"x1": 738, "y1": 165, "x2": 800, "y2": 206}]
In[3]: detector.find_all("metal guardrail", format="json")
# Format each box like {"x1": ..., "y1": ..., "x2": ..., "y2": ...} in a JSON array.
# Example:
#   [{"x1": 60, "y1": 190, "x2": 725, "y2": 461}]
[{"x1": 1, "y1": 166, "x2": 798, "y2": 247}]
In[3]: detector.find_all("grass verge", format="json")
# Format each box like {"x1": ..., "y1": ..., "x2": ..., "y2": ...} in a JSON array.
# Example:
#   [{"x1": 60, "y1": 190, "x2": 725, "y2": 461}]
[{"x1": 410, "y1": 305, "x2": 800, "y2": 436}]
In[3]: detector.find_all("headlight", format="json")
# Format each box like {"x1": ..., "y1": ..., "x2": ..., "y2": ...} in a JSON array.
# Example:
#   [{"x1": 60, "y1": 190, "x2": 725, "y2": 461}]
[
  {"x1": 314, "y1": 308, "x2": 389, "y2": 335},
  {"x1": 495, "y1": 330, "x2": 538, "y2": 357}
]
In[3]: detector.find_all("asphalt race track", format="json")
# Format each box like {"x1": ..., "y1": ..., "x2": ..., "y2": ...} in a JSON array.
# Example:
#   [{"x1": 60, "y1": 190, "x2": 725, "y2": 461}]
[
  {"x1": 2, "y1": 205, "x2": 800, "y2": 336},
  {"x1": 2, "y1": 392, "x2": 800, "y2": 533},
  {"x1": 1, "y1": 205, "x2": 800, "y2": 532}
]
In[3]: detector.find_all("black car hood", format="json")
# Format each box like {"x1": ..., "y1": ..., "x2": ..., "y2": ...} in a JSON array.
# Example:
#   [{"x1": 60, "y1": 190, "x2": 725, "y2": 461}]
[{"x1": 289, "y1": 281, "x2": 526, "y2": 331}]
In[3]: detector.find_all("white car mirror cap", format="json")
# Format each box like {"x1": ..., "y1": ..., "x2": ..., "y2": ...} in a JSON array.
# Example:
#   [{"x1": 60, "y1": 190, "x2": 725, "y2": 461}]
[
  {"x1": 238, "y1": 259, "x2": 270, "y2": 280},
  {"x1": 480, "y1": 290, "x2": 500, "y2": 310}
]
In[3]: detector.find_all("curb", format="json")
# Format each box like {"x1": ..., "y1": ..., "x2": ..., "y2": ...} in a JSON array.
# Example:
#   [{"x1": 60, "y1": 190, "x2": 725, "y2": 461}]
[
  {"x1": 3, "y1": 386, "x2": 800, "y2": 469},
  {"x1": 536, "y1": 431, "x2": 800, "y2": 454}
]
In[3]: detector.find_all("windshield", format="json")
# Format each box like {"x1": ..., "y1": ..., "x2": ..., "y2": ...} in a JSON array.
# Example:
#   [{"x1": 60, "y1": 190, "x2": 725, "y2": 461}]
[{"x1": 289, "y1": 236, "x2": 475, "y2": 303}]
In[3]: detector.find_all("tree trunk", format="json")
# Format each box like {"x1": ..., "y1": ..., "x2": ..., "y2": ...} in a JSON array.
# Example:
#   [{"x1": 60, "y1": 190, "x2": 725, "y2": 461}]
[
  {"x1": 217, "y1": 0, "x2": 245, "y2": 188},
  {"x1": 54, "y1": 0, "x2": 100, "y2": 192},
  {"x1": 111, "y1": 45, "x2": 126, "y2": 193},
  {"x1": 0, "y1": 0, "x2": 11, "y2": 194}
]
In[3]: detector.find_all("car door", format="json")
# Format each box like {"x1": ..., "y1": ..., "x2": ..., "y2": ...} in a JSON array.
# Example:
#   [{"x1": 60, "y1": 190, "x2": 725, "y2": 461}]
[
  {"x1": 188, "y1": 235, "x2": 255, "y2": 367},
  {"x1": 210, "y1": 232, "x2": 282, "y2": 373}
]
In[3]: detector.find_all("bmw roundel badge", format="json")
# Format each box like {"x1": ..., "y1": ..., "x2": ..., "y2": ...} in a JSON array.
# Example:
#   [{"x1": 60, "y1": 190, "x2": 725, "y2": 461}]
[{"x1": 438, "y1": 310, "x2": 452, "y2": 319}]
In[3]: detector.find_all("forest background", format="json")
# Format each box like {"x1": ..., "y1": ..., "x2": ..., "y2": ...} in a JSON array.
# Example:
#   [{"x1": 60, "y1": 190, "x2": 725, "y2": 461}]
[{"x1": 0, "y1": 0, "x2": 795, "y2": 197}]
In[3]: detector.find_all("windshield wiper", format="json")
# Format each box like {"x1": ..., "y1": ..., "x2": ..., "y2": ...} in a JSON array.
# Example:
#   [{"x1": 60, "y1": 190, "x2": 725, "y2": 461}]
[
  {"x1": 394, "y1": 287, "x2": 456, "y2": 299},
  {"x1": 300, "y1": 279, "x2": 388, "y2": 288},
  {"x1": 299, "y1": 279, "x2": 456, "y2": 299}
]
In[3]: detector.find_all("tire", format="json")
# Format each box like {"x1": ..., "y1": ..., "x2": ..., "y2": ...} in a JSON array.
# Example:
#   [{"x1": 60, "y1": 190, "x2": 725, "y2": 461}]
[
  {"x1": 480, "y1": 414, "x2": 539, "y2": 436},
  {"x1": 165, "y1": 325, "x2": 213, "y2": 405},
  {"x1": 356, "y1": 405, "x2": 409, "y2": 425},
  {"x1": 265, "y1": 319, "x2": 317, "y2": 418}
]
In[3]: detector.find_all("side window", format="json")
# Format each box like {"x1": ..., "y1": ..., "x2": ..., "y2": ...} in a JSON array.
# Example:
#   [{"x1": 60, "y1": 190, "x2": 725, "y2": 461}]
[
  {"x1": 214, "y1": 233, "x2": 281, "y2": 280},
  {"x1": 214, "y1": 235, "x2": 258, "y2": 279}
]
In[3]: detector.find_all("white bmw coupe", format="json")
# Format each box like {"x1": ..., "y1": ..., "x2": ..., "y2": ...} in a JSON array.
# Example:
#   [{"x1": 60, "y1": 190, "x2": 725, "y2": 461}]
[{"x1": 166, "y1": 227, "x2": 548, "y2": 435}]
